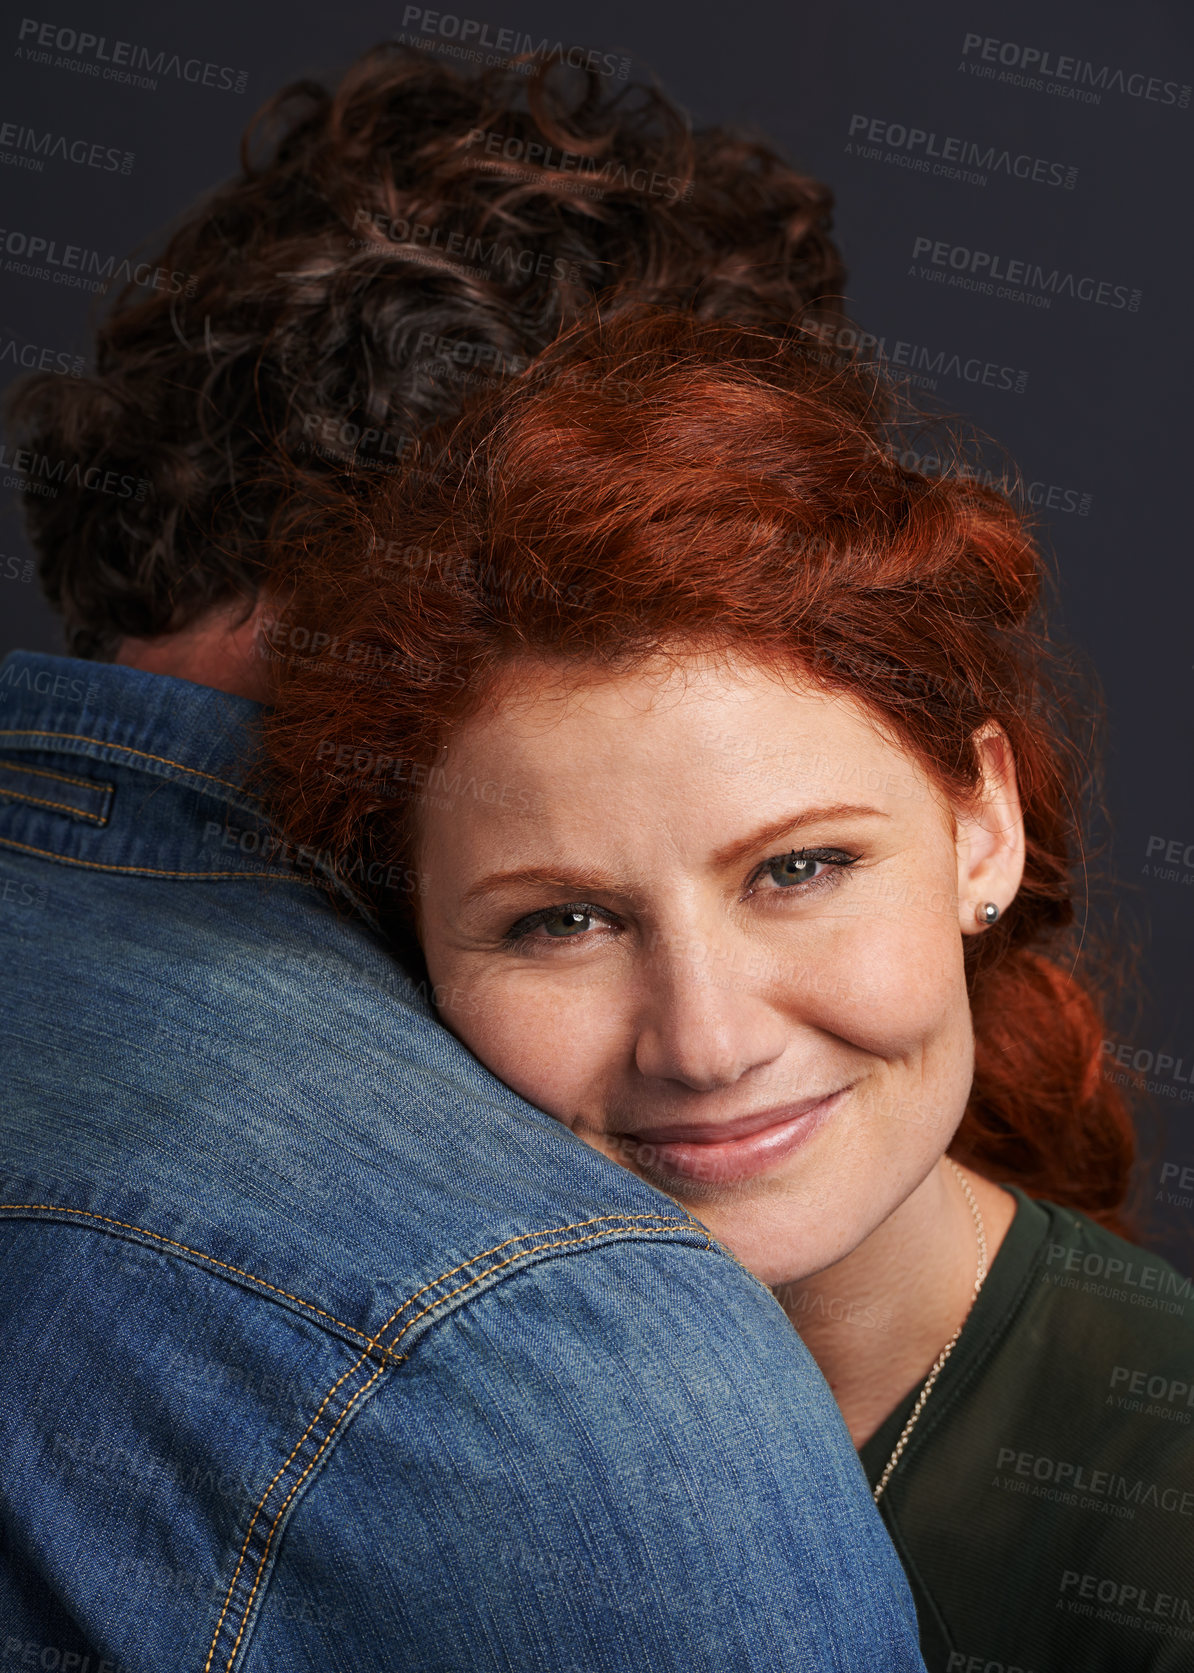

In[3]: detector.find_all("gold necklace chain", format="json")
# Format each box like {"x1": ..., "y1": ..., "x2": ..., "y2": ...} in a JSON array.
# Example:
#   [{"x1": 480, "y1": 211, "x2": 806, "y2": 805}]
[{"x1": 871, "y1": 1159, "x2": 988, "y2": 1503}]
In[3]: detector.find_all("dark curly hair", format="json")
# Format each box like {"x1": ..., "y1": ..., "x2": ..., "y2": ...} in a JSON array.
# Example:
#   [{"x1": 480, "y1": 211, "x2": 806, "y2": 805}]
[{"x1": 6, "y1": 41, "x2": 848, "y2": 659}]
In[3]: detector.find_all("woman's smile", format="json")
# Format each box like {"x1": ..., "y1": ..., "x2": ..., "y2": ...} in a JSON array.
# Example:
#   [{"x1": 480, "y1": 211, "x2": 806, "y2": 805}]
[{"x1": 610, "y1": 1085, "x2": 854, "y2": 1185}]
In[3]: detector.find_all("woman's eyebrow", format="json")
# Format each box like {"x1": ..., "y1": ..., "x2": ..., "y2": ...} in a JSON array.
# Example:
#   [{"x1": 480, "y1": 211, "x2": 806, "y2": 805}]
[
  {"x1": 709, "y1": 803, "x2": 890, "y2": 869},
  {"x1": 460, "y1": 865, "x2": 629, "y2": 907}
]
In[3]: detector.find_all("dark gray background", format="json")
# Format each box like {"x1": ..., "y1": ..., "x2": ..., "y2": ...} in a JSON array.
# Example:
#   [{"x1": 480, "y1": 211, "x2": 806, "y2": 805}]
[{"x1": 1, "y1": 0, "x2": 1190, "y2": 1263}]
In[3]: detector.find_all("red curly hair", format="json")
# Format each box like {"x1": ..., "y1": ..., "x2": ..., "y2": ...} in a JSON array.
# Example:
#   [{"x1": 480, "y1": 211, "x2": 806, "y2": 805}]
[{"x1": 263, "y1": 307, "x2": 1135, "y2": 1230}]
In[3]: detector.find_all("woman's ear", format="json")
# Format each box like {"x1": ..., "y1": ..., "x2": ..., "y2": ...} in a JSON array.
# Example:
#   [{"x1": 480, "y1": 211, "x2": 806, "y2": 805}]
[{"x1": 955, "y1": 723, "x2": 1026, "y2": 936}]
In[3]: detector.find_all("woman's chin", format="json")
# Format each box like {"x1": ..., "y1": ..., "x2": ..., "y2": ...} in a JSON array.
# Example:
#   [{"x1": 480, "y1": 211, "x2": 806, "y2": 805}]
[{"x1": 674, "y1": 1180, "x2": 882, "y2": 1288}]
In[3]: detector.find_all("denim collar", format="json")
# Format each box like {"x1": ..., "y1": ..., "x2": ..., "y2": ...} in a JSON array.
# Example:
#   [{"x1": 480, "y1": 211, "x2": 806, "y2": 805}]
[{"x1": 0, "y1": 649, "x2": 266, "y2": 816}]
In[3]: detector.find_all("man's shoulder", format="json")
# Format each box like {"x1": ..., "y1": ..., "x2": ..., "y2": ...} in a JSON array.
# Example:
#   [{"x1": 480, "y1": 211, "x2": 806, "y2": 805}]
[{"x1": 0, "y1": 836, "x2": 714, "y2": 1359}]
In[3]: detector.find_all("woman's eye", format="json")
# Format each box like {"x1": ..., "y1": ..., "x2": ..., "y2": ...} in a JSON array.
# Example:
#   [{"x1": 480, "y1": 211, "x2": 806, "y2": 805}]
[
  {"x1": 766, "y1": 852, "x2": 825, "y2": 887},
  {"x1": 505, "y1": 904, "x2": 612, "y2": 944},
  {"x1": 541, "y1": 908, "x2": 594, "y2": 938},
  {"x1": 750, "y1": 849, "x2": 856, "y2": 894}
]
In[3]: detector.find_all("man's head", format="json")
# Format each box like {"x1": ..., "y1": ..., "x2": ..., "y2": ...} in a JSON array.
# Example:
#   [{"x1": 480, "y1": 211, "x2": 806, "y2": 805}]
[{"x1": 7, "y1": 40, "x2": 847, "y2": 663}]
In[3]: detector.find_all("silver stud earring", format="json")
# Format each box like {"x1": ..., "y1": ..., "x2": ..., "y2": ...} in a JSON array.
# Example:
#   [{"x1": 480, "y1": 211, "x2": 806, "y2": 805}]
[{"x1": 976, "y1": 901, "x2": 1000, "y2": 927}]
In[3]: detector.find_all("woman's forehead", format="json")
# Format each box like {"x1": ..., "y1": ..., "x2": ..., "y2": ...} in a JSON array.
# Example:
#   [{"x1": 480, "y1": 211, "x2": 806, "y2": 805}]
[
  {"x1": 429, "y1": 653, "x2": 946, "y2": 841},
  {"x1": 468, "y1": 645, "x2": 836, "y2": 723},
  {"x1": 455, "y1": 648, "x2": 906, "y2": 762}
]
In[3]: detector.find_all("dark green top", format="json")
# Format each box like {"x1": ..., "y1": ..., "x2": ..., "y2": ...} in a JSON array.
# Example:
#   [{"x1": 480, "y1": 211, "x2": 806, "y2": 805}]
[{"x1": 859, "y1": 1188, "x2": 1194, "y2": 1672}]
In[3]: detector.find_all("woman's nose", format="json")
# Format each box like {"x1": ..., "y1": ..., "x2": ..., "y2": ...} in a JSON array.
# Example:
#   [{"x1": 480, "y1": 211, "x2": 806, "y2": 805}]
[{"x1": 632, "y1": 956, "x2": 789, "y2": 1091}]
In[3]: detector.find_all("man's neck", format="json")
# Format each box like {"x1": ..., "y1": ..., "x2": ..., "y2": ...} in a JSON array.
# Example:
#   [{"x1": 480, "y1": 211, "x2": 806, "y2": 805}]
[
  {"x1": 114, "y1": 599, "x2": 270, "y2": 701},
  {"x1": 776, "y1": 1160, "x2": 1016, "y2": 1448}
]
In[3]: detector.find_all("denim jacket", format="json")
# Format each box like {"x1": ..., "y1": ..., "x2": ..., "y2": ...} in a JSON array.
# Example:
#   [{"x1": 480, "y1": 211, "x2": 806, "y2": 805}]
[{"x1": 0, "y1": 650, "x2": 924, "y2": 1672}]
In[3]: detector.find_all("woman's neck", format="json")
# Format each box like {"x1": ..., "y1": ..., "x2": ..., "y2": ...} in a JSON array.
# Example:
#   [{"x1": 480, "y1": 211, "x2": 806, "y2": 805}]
[{"x1": 775, "y1": 1160, "x2": 1017, "y2": 1448}]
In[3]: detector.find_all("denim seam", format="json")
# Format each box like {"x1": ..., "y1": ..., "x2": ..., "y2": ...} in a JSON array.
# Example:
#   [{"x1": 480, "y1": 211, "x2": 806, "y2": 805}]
[
  {"x1": 378, "y1": 1222, "x2": 705, "y2": 1352},
  {"x1": 204, "y1": 1354, "x2": 389, "y2": 1673},
  {"x1": 205, "y1": 1218, "x2": 702, "y2": 1673},
  {"x1": 0, "y1": 787, "x2": 109, "y2": 825},
  {"x1": 0, "y1": 757, "x2": 114, "y2": 793},
  {"x1": 0, "y1": 729, "x2": 259, "y2": 800},
  {"x1": 0, "y1": 1203, "x2": 398, "y2": 1356},
  {"x1": 364, "y1": 1211, "x2": 699, "y2": 1352},
  {"x1": 0, "y1": 834, "x2": 317, "y2": 883}
]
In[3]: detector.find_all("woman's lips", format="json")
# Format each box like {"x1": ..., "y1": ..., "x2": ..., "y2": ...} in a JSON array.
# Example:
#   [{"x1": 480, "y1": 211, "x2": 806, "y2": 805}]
[{"x1": 615, "y1": 1087, "x2": 850, "y2": 1185}]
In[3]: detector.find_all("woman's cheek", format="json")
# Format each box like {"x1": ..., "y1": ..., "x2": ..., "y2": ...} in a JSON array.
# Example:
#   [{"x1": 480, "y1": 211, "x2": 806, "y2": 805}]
[
  {"x1": 438, "y1": 964, "x2": 620, "y2": 1129},
  {"x1": 784, "y1": 898, "x2": 966, "y2": 1061},
  {"x1": 813, "y1": 913, "x2": 974, "y2": 1148}
]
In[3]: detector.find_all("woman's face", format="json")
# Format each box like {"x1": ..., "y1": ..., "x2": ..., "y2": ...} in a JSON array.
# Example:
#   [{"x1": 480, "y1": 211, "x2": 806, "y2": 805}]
[{"x1": 416, "y1": 652, "x2": 1024, "y2": 1285}]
